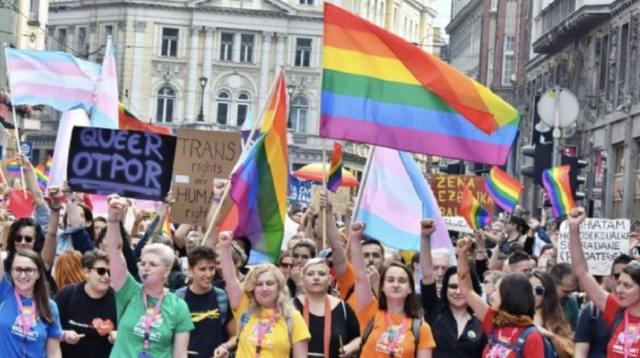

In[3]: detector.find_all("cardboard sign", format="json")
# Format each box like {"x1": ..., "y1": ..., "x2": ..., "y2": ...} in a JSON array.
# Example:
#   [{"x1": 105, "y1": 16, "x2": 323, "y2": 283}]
[
  {"x1": 172, "y1": 128, "x2": 242, "y2": 226},
  {"x1": 67, "y1": 127, "x2": 176, "y2": 201},
  {"x1": 430, "y1": 174, "x2": 494, "y2": 217},
  {"x1": 309, "y1": 185, "x2": 351, "y2": 214},
  {"x1": 557, "y1": 219, "x2": 630, "y2": 275},
  {"x1": 443, "y1": 216, "x2": 474, "y2": 233},
  {"x1": 288, "y1": 175, "x2": 313, "y2": 204}
]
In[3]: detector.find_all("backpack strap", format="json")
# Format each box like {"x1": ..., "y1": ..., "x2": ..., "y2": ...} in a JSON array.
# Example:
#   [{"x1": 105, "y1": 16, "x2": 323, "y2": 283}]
[
  {"x1": 411, "y1": 318, "x2": 422, "y2": 358},
  {"x1": 175, "y1": 287, "x2": 186, "y2": 300},
  {"x1": 514, "y1": 326, "x2": 537, "y2": 358},
  {"x1": 610, "y1": 308, "x2": 625, "y2": 342},
  {"x1": 213, "y1": 287, "x2": 229, "y2": 324},
  {"x1": 344, "y1": 285, "x2": 355, "y2": 303},
  {"x1": 341, "y1": 301, "x2": 347, "y2": 321},
  {"x1": 360, "y1": 316, "x2": 376, "y2": 352}
]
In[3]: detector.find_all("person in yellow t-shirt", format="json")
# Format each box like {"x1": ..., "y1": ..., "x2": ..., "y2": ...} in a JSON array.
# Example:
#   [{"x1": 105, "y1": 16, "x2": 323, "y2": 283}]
[
  {"x1": 218, "y1": 232, "x2": 310, "y2": 358},
  {"x1": 350, "y1": 222, "x2": 436, "y2": 358}
]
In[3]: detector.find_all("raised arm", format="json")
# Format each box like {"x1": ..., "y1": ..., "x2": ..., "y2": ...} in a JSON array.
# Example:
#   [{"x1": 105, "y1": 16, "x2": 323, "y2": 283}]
[
  {"x1": 62, "y1": 181, "x2": 83, "y2": 227},
  {"x1": 420, "y1": 220, "x2": 436, "y2": 285},
  {"x1": 204, "y1": 181, "x2": 225, "y2": 248},
  {"x1": 16, "y1": 153, "x2": 45, "y2": 208},
  {"x1": 106, "y1": 195, "x2": 129, "y2": 291},
  {"x1": 218, "y1": 231, "x2": 244, "y2": 310},
  {"x1": 568, "y1": 207, "x2": 608, "y2": 311},
  {"x1": 350, "y1": 222, "x2": 373, "y2": 311},
  {"x1": 321, "y1": 191, "x2": 348, "y2": 276},
  {"x1": 457, "y1": 238, "x2": 489, "y2": 321},
  {"x1": 42, "y1": 187, "x2": 62, "y2": 271}
]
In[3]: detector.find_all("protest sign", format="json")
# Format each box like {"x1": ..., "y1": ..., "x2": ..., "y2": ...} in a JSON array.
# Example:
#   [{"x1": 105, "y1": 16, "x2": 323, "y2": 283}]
[
  {"x1": 67, "y1": 127, "x2": 176, "y2": 201},
  {"x1": 172, "y1": 128, "x2": 241, "y2": 226},
  {"x1": 431, "y1": 174, "x2": 494, "y2": 217},
  {"x1": 288, "y1": 175, "x2": 313, "y2": 204},
  {"x1": 557, "y1": 218, "x2": 630, "y2": 275},
  {"x1": 443, "y1": 216, "x2": 474, "y2": 233},
  {"x1": 309, "y1": 185, "x2": 351, "y2": 214}
]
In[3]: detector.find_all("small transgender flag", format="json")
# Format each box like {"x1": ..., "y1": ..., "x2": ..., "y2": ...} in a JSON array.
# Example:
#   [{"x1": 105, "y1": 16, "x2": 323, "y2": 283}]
[{"x1": 90, "y1": 36, "x2": 119, "y2": 129}]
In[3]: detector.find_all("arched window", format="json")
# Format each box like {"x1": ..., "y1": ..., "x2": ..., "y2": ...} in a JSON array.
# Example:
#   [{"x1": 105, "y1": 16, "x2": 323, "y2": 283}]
[
  {"x1": 290, "y1": 96, "x2": 308, "y2": 133},
  {"x1": 236, "y1": 92, "x2": 251, "y2": 127},
  {"x1": 216, "y1": 90, "x2": 230, "y2": 125},
  {"x1": 156, "y1": 86, "x2": 176, "y2": 123}
]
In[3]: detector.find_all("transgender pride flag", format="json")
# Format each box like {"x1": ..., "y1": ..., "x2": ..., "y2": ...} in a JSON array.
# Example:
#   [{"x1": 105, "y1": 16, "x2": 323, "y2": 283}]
[
  {"x1": 90, "y1": 36, "x2": 119, "y2": 129},
  {"x1": 356, "y1": 147, "x2": 453, "y2": 254},
  {"x1": 5, "y1": 47, "x2": 101, "y2": 112}
]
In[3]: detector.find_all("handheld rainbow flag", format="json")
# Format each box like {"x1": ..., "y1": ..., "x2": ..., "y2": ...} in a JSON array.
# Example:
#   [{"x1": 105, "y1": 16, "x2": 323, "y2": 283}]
[
  {"x1": 460, "y1": 183, "x2": 492, "y2": 230},
  {"x1": 320, "y1": 4, "x2": 520, "y2": 165},
  {"x1": 44, "y1": 156, "x2": 53, "y2": 177},
  {"x1": 119, "y1": 103, "x2": 174, "y2": 136},
  {"x1": 327, "y1": 142, "x2": 343, "y2": 192},
  {"x1": 485, "y1": 166, "x2": 523, "y2": 213},
  {"x1": 162, "y1": 210, "x2": 173, "y2": 239},
  {"x1": 4, "y1": 159, "x2": 20, "y2": 177},
  {"x1": 230, "y1": 71, "x2": 289, "y2": 262},
  {"x1": 542, "y1": 165, "x2": 576, "y2": 218},
  {"x1": 34, "y1": 163, "x2": 48, "y2": 191}
]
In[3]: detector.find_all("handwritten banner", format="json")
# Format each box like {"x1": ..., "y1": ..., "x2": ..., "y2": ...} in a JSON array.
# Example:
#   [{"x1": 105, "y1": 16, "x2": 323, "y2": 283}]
[
  {"x1": 288, "y1": 175, "x2": 313, "y2": 204},
  {"x1": 557, "y1": 219, "x2": 630, "y2": 275},
  {"x1": 309, "y1": 185, "x2": 351, "y2": 214},
  {"x1": 443, "y1": 216, "x2": 474, "y2": 233},
  {"x1": 430, "y1": 174, "x2": 494, "y2": 217},
  {"x1": 67, "y1": 127, "x2": 176, "y2": 201},
  {"x1": 172, "y1": 129, "x2": 242, "y2": 226}
]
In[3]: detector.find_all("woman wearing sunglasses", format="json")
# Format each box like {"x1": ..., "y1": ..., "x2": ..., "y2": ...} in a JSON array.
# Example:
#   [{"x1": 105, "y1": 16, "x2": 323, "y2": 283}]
[
  {"x1": 54, "y1": 249, "x2": 117, "y2": 358},
  {"x1": 293, "y1": 257, "x2": 361, "y2": 358},
  {"x1": 420, "y1": 221, "x2": 486, "y2": 358},
  {"x1": 527, "y1": 271, "x2": 574, "y2": 358},
  {"x1": 0, "y1": 249, "x2": 63, "y2": 357}
]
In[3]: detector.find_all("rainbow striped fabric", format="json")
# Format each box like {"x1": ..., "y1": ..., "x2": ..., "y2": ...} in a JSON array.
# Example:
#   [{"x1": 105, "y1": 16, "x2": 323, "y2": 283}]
[
  {"x1": 4, "y1": 159, "x2": 21, "y2": 177},
  {"x1": 542, "y1": 165, "x2": 576, "y2": 218},
  {"x1": 119, "y1": 102, "x2": 174, "y2": 135},
  {"x1": 327, "y1": 142, "x2": 343, "y2": 192},
  {"x1": 230, "y1": 72, "x2": 289, "y2": 263},
  {"x1": 45, "y1": 156, "x2": 52, "y2": 177},
  {"x1": 485, "y1": 166, "x2": 523, "y2": 213},
  {"x1": 90, "y1": 36, "x2": 118, "y2": 129},
  {"x1": 162, "y1": 210, "x2": 173, "y2": 239},
  {"x1": 320, "y1": 4, "x2": 520, "y2": 165},
  {"x1": 460, "y1": 183, "x2": 492, "y2": 230},
  {"x1": 34, "y1": 163, "x2": 48, "y2": 191}
]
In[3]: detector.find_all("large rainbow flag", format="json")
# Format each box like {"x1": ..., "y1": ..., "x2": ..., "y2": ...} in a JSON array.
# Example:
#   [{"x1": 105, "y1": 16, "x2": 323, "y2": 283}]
[
  {"x1": 320, "y1": 4, "x2": 520, "y2": 165},
  {"x1": 485, "y1": 166, "x2": 523, "y2": 213},
  {"x1": 230, "y1": 72, "x2": 289, "y2": 262},
  {"x1": 542, "y1": 165, "x2": 576, "y2": 218}
]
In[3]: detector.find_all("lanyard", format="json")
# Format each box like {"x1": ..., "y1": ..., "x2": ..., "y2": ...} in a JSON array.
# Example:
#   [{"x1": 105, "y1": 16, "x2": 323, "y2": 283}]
[
  {"x1": 385, "y1": 312, "x2": 407, "y2": 358},
  {"x1": 624, "y1": 310, "x2": 637, "y2": 358},
  {"x1": 14, "y1": 291, "x2": 36, "y2": 358},
  {"x1": 254, "y1": 310, "x2": 278, "y2": 358},
  {"x1": 142, "y1": 290, "x2": 164, "y2": 353}
]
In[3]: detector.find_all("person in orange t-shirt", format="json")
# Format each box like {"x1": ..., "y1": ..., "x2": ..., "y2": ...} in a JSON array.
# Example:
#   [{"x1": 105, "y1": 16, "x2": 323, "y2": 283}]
[{"x1": 350, "y1": 222, "x2": 435, "y2": 358}]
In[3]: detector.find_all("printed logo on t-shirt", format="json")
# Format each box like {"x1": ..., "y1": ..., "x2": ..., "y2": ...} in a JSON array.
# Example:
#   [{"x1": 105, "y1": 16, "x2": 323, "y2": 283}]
[
  {"x1": 132, "y1": 310, "x2": 164, "y2": 343},
  {"x1": 92, "y1": 318, "x2": 115, "y2": 336},
  {"x1": 375, "y1": 325, "x2": 408, "y2": 355},
  {"x1": 612, "y1": 324, "x2": 640, "y2": 357},
  {"x1": 10, "y1": 316, "x2": 39, "y2": 341},
  {"x1": 246, "y1": 321, "x2": 276, "y2": 348},
  {"x1": 191, "y1": 309, "x2": 220, "y2": 323}
]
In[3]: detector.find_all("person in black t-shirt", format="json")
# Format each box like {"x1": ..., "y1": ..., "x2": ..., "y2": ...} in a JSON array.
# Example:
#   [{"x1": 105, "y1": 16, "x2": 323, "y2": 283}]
[
  {"x1": 54, "y1": 249, "x2": 117, "y2": 358},
  {"x1": 176, "y1": 246, "x2": 237, "y2": 358}
]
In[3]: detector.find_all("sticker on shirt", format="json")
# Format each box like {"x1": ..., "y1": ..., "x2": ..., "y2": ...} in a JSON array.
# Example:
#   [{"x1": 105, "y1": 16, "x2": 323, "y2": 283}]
[
  {"x1": 486, "y1": 342, "x2": 513, "y2": 358},
  {"x1": 612, "y1": 323, "x2": 640, "y2": 357},
  {"x1": 246, "y1": 321, "x2": 276, "y2": 349},
  {"x1": 92, "y1": 318, "x2": 115, "y2": 336},
  {"x1": 132, "y1": 309, "x2": 164, "y2": 343},
  {"x1": 375, "y1": 324, "x2": 408, "y2": 355},
  {"x1": 10, "y1": 315, "x2": 39, "y2": 341}
]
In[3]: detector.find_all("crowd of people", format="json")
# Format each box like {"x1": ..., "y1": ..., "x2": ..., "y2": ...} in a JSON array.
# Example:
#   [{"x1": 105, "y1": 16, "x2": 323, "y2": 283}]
[{"x1": 0, "y1": 153, "x2": 638, "y2": 358}]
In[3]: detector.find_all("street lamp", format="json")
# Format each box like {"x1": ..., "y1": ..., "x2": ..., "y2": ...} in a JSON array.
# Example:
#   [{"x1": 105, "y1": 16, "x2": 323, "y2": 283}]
[
  {"x1": 197, "y1": 76, "x2": 208, "y2": 122},
  {"x1": 287, "y1": 84, "x2": 296, "y2": 129},
  {"x1": 413, "y1": 33, "x2": 449, "y2": 63}
]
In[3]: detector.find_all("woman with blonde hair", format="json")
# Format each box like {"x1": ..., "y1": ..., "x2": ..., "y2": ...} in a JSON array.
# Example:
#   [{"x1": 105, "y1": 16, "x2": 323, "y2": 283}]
[
  {"x1": 293, "y1": 258, "x2": 361, "y2": 358},
  {"x1": 219, "y1": 231, "x2": 310, "y2": 358},
  {"x1": 53, "y1": 250, "x2": 86, "y2": 290}
]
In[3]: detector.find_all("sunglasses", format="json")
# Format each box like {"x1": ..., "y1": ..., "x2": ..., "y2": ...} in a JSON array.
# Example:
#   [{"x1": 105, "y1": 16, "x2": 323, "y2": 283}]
[
  {"x1": 280, "y1": 263, "x2": 293, "y2": 269},
  {"x1": 15, "y1": 235, "x2": 34, "y2": 244},
  {"x1": 534, "y1": 286, "x2": 546, "y2": 295},
  {"x1": 447, "y1": 283, "x2": 459, "y2": 290},
  {"x1": 91, "y1": 267, "x2": 111, "y2": 276}
]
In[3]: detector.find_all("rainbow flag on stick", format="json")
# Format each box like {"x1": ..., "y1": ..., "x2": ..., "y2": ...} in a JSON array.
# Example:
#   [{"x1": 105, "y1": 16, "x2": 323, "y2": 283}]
[
  {"x1": 320, "y1": 4, "x2": 520, "y2": 165},
  {"x1": 230, "y1": 71, "x2": 289, "y2": 263},
  {"x1": 162, "y1": 209, "x2": 173, "y2": 239},
  {"x1": 4, "y1": 159, "x2": 20, "y2": 177},
  {"x1": 34, "y1": 164, "x2": 48, "y2": 191},
  {"x1": 460, "y1": 183, "x2": 492, "y2": 230},
  {"x1": 542, "y1": 165, "x2": 576, "y2": 218},
  {"x1": 327, "y1": 142, "x2": 343, "y2": 192},
  {"x1": 119, "y1": 103, "x2": 174, "y2": 136},
  {"x1": 485, "y1": 166, "x2": 523, "y2": 213},
  {"x1": 44, "y1": 156, "x2": 53, "y2": 177}
]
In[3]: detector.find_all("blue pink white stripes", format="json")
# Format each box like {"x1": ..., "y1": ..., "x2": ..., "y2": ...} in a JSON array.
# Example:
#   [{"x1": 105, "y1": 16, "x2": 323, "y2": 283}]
[{"x1": 90, "y1": 36, "x2": 119, "y2": 129}]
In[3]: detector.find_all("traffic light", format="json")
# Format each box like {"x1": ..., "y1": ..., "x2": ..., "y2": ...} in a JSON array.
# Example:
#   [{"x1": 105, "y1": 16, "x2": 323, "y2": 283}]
[
  {"x1": 439, "y1": 160, "x2": 464, "y2": 175},
  {"x1": 520, "y1": 142, "x2": 552, "y2": 184},
  {"x1": 561, "y1": 155, "x2": 587, "y2": 201}
]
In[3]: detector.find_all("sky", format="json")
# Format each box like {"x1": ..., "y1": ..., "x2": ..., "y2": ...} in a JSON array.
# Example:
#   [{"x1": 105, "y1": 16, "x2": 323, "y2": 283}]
[{"x1": 433, "y1": 0, "x2": 452, "y2": 36}]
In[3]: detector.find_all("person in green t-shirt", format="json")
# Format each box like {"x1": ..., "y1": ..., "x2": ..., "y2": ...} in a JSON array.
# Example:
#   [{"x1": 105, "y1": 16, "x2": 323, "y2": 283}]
[{"x1": 104, "y1": 194, "x2": 194, "y2": 358}]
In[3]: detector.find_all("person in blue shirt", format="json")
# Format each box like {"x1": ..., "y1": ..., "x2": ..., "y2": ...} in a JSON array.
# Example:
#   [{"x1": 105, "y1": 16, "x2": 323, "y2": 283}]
[{"x1": 0, "y1": 249, "x2": 63, "y2": 357}]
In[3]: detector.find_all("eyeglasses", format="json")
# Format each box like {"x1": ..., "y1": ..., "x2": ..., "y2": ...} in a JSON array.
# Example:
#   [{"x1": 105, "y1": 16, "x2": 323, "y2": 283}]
[
  {"x1": 91, "y1": 267, "x2": 111, "y2": 276},
  {"x1": 15, "y1": 235, "x2": 34, "y2": 244},
  {"x1": 280, "y1": 263, "x2": 293, "y2": 269},
  {"x1": 447, "y1": 283, "x2": 459, "y2": 290},
  {"x1": 11, "y1": 267, "x2": 38, "y2": 276},
  {"x1": 534, "y1": 286, "x2": 546, "y2": 295}
]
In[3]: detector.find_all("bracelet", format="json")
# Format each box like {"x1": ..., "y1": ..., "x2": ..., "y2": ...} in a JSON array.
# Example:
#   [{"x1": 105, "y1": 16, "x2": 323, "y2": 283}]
[
  {"x1": 220, "y1": 343, "x2": 229, "y2": 351},
  {"x1": 49, "y1": 205, "x2": 62, "y2": 212},
  {"x1": 457, "y1": 269, "x2": 469, "y2": 280},
  {"x1": 61, "y1": 331, "x2": 67, "y2": 343},
  {"x1": 107, "y1": 217, "x2": 120, "y2": 223},
  {"x1": 213, "y1": 197, "x2": 221, "y2": 203}
]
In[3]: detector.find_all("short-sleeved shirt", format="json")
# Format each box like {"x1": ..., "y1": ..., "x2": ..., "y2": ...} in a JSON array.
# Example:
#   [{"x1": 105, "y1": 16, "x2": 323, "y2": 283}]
[
  {"x1": 109, "y1": 274, "x2": 194, "y2": 358},
  {"x1": 0, "y1": 275, "x2": 63, "y2": 358},
  {"x1": 573, "y1": 301, "x2": 609, "y2": 358},
  {"x1": 480, "y1": 310, "x2": 544, "y2": 358},
  {"x1": 233, "y1": 294, "x2": 310, "y2": 358},
  {"x1": 337, "y1": 263, "x2": 357, "y2": 310},
  {"x1": 357, "y1": 299, "x2": 435, "y2": 357},
  {"x1": 603, "y1": 293, "x2": 640, "y2": 358}
]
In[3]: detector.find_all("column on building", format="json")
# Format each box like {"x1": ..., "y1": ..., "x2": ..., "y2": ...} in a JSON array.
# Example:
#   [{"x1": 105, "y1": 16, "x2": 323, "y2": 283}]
[
  {"x1": 274, "y1": 33, "x2": 286, "y2": 73},
  {"x1": 47, "y1": 26, "x2": 56, "y2": 50},
  {"x1": 202, "y1": 27, "x2": 215, "y2": 121},
  {"x1": 186, "y1": 26, "x2": 201, "y2": 122},
  {"x1": 88, "y1": 22, "x2": 97, "y2": 61},
  {"x1": 66, "y1": 25, "x2": 75, "y2": 53},
  {"x1": 232, "y1": 32, "x2": 241, "y2": 63},
  {"x1": 259, "y1": 32, "x2": 272, "y2": 109},
  {"x1": 116, "y1": 21, "x2": 126, "y2": 91},
  {"x1": 130, "y1": 21, "x2": 146, "y2": 112}
]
